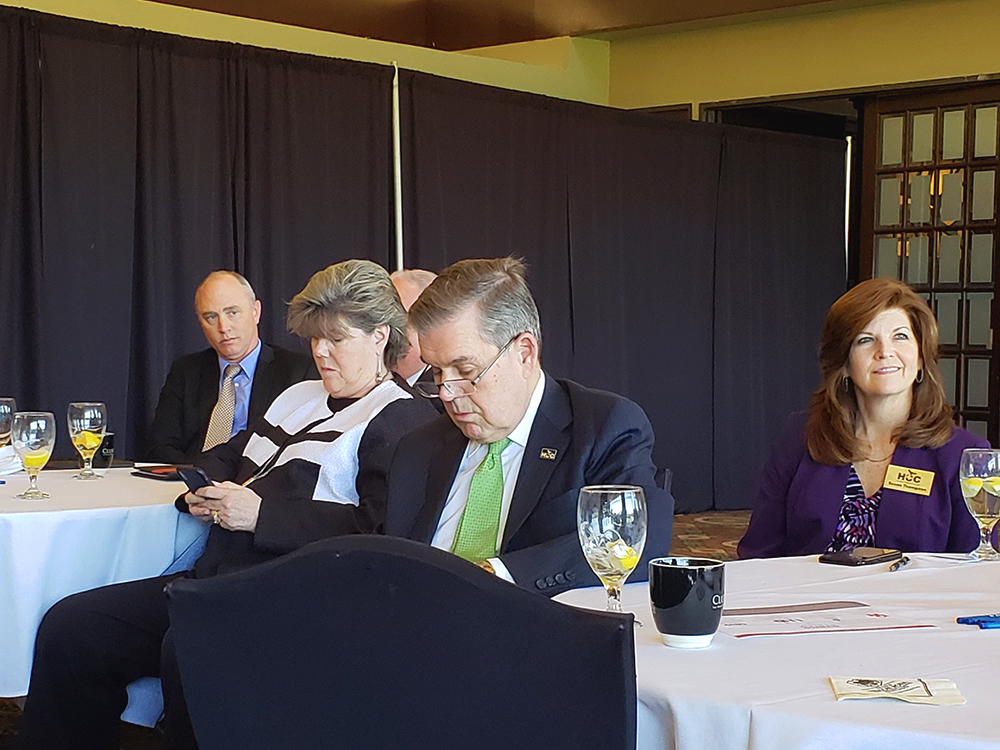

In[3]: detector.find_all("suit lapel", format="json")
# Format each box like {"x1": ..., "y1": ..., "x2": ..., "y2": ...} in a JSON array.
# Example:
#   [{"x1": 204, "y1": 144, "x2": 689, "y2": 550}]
[
  {"x1": 196, "y1": 349, "x2": 221, "y2": 434},
  {"x1": 410, "y1": 427, "x2": 467, "y2": 543},
  {"x1": 503, "y1": 376, "x2": 571, "y2": 548},
  {"x1": 248, "y1": 344, "x2": 275, "y2": 423}
]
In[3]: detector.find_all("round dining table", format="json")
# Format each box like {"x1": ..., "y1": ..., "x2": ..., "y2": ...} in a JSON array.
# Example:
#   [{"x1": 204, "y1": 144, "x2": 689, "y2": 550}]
[
  {"x1": 557, "y1": 552, "x2": 1000, "y2": 750},
  {"x1": 0, "y1": 467, "x2": 207, "y2": 697}
]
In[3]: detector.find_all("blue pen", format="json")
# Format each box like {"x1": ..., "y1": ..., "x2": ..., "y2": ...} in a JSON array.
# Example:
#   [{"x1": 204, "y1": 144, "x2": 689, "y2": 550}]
[
  {"x1": 979, "y1": 620, "x2": 1000, "y2": 630},
  {"x1": 957, "y1": 613, "x2": 1000, "y2": 625}
]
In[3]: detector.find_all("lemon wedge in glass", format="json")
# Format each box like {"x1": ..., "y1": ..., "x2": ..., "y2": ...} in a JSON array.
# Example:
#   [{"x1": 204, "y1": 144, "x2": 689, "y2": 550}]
[{"x1": 961, "y1": 477, "x2": 984, "y2": 498}]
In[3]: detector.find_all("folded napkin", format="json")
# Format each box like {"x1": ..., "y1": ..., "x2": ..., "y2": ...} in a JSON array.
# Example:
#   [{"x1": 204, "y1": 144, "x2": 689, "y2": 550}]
[
  {"x1": 0, "y1": 445, "x2": 22, "y2": 475},
  {"x1": 830, "y1": 677, "x2": 965, "y2": 705}
]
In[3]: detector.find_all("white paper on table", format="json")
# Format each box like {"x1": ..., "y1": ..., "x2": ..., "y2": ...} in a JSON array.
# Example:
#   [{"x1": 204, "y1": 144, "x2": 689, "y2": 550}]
[
  {"x1": 830, "y1": 677, "x2": 965, "y2": 705},
  {"x1": 0, "y1": 445, "x2": 22, "y2": 475},
  {"x1": 720, "y1": 600, "x2": 935, "y2": 638}
]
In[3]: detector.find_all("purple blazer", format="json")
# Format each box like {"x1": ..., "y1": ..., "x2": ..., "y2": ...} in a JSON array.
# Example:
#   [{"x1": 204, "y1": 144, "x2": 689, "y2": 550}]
[{"x1": 738, "y1": 411, "x2": 989, "y2": 558}]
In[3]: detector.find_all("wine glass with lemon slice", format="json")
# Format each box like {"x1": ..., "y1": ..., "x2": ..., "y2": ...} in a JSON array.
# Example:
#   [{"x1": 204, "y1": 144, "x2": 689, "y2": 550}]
[
  {"x1": 67, "y1": 402, "x2": 107, "y2": 480},
  {"x1": 11, "y1": 412, "x2": 56, "y2": 499},
  {"x1": 578, "y1": 485, "x2": 647, "y2": 613},
  {"x1": 960, "y1": 448, "x2": 1000, "y2": 561}
]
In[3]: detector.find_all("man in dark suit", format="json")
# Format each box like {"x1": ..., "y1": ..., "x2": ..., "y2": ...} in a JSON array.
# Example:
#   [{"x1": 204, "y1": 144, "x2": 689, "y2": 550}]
[
  {"x1": 145, "y1": 270, "x2": 317, "y2": 463},
  {"x1": 385, "y1": 257, "x2": 673, "y2": 597}
]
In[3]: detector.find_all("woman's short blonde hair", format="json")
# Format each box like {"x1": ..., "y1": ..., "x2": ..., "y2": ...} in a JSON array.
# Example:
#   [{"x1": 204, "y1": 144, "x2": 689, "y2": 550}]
[
  {"x1": 286, "y1": 260, "x2": 409, "y2": 369},
  {"x1": 806, "y1": 277, "x2": 954, "y2": 465}
]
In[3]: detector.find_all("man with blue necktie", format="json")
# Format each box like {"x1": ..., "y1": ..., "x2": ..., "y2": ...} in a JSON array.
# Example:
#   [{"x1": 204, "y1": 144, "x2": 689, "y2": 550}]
[
  {"x1": 385, "y1": 257, "x2": 673, "y2": 596},
  {"x1": 145, "y1": 270, "x2": 316, "y2": 463}
]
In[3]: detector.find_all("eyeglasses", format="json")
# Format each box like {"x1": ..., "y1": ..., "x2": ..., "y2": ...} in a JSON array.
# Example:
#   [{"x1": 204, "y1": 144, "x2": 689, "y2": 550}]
[{"x1": 415, "y1": 335, "x2": 520, "y2": 400}]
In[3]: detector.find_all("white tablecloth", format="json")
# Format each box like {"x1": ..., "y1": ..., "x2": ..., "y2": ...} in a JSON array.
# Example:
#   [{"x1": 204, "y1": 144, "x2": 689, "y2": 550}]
[
  {"x1": 0, "y1": 468, "x2": 206, "y2": 696},
  {"x1": 557, "y1": 554, "x2": 1000, "y2": 750}
]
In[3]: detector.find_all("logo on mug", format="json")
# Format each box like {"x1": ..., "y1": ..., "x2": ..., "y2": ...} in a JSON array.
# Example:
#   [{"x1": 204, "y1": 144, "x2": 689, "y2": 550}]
[{"x1": 712, "y1": 593, "x2": 724, "y2": 609}]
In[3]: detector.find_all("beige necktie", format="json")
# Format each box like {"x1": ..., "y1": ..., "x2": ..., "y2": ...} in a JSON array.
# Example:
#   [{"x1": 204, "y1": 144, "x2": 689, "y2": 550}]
[{"x1": 202, "y1": 364, "x2": 241, "y2": 450}]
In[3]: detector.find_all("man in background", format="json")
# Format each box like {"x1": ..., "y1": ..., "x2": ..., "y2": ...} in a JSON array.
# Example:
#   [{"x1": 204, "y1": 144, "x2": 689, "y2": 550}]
[
  {"x1": 385, "y1": 257, "x2": 673, "y2": 597},
  {"x1": 145, "y1": 270, "x2": 317, "y2": 463},
  {"x1": 390, "y1": 268, "x2": 437, "y2": 386}
]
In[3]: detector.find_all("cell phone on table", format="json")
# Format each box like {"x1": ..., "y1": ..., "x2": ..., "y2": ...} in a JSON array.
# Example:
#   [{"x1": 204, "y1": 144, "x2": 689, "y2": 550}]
[
  {"x1": 175, "y1": 466, "x2": 213, "y2": 492},
  {"x1": 818, "y1": 547, "x2": 903, "y2": 566}
]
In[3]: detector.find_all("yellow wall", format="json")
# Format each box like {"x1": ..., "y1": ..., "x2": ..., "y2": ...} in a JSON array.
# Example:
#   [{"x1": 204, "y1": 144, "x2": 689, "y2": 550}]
[
  {"x1": 2, "y1": 0, "x2": 610, "y2": 105},
  {"x1": 606, "y1": 0, "x2": 1000, "y2": 115}
]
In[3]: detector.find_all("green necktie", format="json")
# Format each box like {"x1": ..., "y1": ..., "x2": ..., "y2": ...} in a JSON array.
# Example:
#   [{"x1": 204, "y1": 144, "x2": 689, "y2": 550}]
[{"x1": 451, "y1": 438, "x2": 511, "y2": 562}]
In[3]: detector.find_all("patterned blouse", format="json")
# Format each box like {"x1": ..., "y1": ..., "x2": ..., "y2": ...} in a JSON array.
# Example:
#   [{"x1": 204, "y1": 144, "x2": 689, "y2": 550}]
[{"x1": 825, "y1": 464, "x2": 882, "y2": 553}]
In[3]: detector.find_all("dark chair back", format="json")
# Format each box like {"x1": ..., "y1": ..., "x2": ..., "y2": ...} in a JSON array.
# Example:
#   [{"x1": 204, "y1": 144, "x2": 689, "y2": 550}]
[{"x1": 166, "y1": 535, "x2": 636, "y2": 750}]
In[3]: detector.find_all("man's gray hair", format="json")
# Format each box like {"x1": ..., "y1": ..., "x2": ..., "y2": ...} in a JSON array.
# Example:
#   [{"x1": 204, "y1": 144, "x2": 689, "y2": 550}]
[
  {"x1": 408, "y1": 257, "x2": 541, "y2": 351},
  {"x1": 286, "y1": 259, "x2": 409, "y2": 369},
  {"x1": 196, "y1": 270, "x2": 256, "y2": 303}
]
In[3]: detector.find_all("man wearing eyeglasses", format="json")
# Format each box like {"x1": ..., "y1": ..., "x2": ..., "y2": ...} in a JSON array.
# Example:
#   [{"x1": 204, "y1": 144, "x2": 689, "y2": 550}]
[{"x1": 385, "y1": 257, "x2": 673, "y2": 597}]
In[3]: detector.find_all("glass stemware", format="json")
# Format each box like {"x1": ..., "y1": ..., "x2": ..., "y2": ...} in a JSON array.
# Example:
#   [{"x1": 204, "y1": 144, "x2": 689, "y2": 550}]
[
  {"x1": 11, "y1": 412, "x2": 56, "y2": 499},
  {"x1": 0, "y1": 398, "x2": 15, "y2": 447},
  {"x1": 67, "y1": 402, "x2": 107, "y2": 480},
  {"x1": 578, "y1": 485, "x2": 647, "y2": 613},
  {"x1": 960, "y1": 448, "x2": 1000, "y2": 561}
]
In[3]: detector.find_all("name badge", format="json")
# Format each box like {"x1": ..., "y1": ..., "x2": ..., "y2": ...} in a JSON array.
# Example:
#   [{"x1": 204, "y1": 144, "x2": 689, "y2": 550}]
[{"x1": 883, "y1": 464, "x2": 934, "y2": 496}]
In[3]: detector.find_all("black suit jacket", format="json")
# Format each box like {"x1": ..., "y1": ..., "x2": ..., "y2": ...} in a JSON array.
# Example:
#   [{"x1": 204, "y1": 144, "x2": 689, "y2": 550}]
[
  {"x1": 145, "y1": 343, "x2": 318, "y2": 463},
  {"x1": 385, "y1": 375, "x2": 674, "y2": 597}
]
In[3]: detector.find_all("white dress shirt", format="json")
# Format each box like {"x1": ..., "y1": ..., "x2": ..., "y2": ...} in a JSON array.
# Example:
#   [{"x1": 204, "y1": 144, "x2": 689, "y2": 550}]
[{"x1": 431, "y1": 372, "x2": 546, "y2": 582}]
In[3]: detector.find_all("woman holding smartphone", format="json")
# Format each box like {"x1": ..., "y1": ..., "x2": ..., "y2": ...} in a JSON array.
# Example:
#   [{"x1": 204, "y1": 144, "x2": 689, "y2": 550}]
[{"x1": 17, "y1": 260, "x2": 437, "y2": 750}]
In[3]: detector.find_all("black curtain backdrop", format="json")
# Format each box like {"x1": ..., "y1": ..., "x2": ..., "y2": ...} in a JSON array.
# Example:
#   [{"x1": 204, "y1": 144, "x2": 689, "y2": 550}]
[
  {"x1": 399, "y1": 72, "x2": 574, "y2": 376},
  {"x1": 713, "y1": 129, "x2": 847, "y2": 509},
  {"x1": 564, "y1": 107, "x2": 723, "y2": 515},
  {"x1": 2, "y1": 9, "x2": 846, "y2": 510},
  {"x1": 401, "y1": 71, "x2": 847, "y2": 511},
  {"x1": 0, "y1": 8, "x2": 393, "y2": 460}
]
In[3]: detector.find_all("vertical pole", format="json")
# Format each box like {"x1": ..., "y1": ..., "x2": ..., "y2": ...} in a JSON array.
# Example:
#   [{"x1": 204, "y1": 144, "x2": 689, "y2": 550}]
[{"x1": 392, "y1": 62, "x2": 404, "y2": 272}]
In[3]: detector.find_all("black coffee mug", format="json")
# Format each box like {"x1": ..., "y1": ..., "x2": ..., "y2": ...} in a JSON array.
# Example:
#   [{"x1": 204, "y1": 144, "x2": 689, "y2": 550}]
[
  {"x1": 649, "y1": 557, "x2": 724, "y2": 648},
  {"x1": 92, "y1": 432, "x2": 114, "y2": 470}
]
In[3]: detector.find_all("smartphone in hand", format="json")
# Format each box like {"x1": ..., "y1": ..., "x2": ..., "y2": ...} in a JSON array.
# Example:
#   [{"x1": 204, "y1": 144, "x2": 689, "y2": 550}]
[{"x1": 175, "y1": 466, "x2": 213, "y2": 493}]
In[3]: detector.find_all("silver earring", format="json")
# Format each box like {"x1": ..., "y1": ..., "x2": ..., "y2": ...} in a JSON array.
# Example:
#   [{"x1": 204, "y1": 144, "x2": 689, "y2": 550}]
[
  {"x1": 376, "y1": 356, "x2": 384, "y2": 380},
  {"x1": 842, "y1": 376, "x2": 850, "y2": 393},
  {"x1": 915, "y1": 369, "x2": 923, "y2": 384}
]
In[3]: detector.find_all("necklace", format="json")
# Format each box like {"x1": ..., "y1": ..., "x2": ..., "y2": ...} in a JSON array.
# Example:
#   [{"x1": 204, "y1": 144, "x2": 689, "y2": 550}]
[{"x1": 861, "y1": 447, "x2": 895, "y2": 463}]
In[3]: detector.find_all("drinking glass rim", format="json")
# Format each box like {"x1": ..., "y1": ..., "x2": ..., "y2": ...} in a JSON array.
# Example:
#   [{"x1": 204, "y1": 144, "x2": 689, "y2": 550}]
[
  {"x1": 580, "y1": 484, "x2": 644, "y2": 492},
  {"x1": 649, "y1": 556, "x2": 724, "y2": 568}
]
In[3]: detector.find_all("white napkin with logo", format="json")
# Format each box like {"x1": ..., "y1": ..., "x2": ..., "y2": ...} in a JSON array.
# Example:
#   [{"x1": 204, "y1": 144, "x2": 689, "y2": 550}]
[
  {"x1": 0, "y1": 445, "x2": 23, "y2": 475},
  {"x1": 830, "y1": 677, "x2": 965, "y2": 705}
]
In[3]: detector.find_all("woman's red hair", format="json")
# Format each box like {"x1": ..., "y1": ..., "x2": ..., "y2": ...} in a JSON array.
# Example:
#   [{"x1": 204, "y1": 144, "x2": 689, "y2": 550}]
[{"x1": 806, "y1": 278, "x2": 954, "y2": 465}]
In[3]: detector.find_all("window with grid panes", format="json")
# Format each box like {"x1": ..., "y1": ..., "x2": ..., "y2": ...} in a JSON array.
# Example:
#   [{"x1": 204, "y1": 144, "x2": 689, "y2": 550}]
[{"x1": 861, "y1": 85, "x2": 1000, "y2": 444}]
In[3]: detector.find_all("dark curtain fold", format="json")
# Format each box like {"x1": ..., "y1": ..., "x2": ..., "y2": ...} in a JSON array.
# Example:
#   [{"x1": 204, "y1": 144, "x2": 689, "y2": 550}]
[
  {"x1": 713, "y1": 128, "x2": 847, "y2": 509},
  {"x1": 242, "y1": 50, "x2": 394, "y2": 351},
  {"x1": 128, "y1": 37, "x2": 243, "y2": 458},
  {"x1": 0, "y1": 9, "x2": 393, "y2": 459},
  {"x1": 399, "y1": 71, "x2": 574, "y2": 376},
  {"x1": 37, "y1": 21, "x2": 138, "y2": 459},
  {"x1": 0, "y1": 11, "x2": 42, "y2": 410},
  {"x1": 565, "y1": 108, "x2": 723, "y2": 512}
]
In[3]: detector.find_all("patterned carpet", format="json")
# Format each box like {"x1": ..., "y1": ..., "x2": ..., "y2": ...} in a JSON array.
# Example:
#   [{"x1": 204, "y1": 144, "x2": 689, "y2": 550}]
[
  {"x1": 670, "y1": 509, "x2": 750, "y2": 561},
  {"x1": 0, "y1": 510, "x2": 751, "y2": 748}
]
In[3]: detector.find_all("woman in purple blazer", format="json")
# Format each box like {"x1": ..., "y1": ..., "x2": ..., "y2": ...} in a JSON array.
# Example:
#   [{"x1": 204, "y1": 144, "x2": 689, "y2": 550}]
[{"x1": 739, "y1": 278, "x2": 988, "y2": 559}]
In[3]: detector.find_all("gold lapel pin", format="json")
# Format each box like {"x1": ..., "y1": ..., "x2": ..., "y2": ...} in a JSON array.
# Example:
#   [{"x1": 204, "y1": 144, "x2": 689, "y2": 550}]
[{"x1": 539, "y1": 448, "x2": 557, "y2": 460}]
